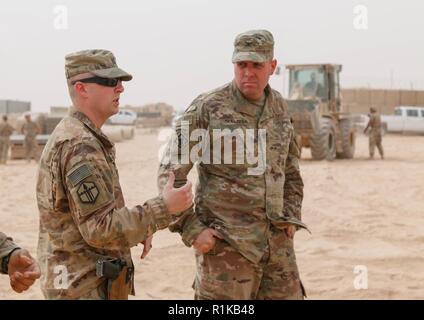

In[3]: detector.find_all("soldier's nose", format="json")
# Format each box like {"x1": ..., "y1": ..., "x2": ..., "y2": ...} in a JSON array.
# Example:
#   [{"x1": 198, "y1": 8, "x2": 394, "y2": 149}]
[{"x1": 115, "y1": 81, "x2": 124, "y2": 93}]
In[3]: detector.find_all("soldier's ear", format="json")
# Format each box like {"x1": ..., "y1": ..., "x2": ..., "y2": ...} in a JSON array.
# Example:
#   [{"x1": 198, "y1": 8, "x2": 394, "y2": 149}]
[
  {"x1": 270, "y1": 59, "x2": 278, "y2": 75},
  {"x1": 75, "y1": 82, "x2": 89, "y2": 98}
]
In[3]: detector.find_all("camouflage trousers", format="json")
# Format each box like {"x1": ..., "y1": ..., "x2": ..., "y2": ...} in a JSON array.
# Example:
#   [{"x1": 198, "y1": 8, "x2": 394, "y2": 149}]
[
  {"x1": 43, "y1": 281, "x2": 129, "y2": 300},
  {"x1": 0, "y1": 138, "x2": 10, "y2": 164},
  {"x1": 369, "y1": 133, "x2": 384, "y2": 158},
  {"x1": 43, "y1": 282, "x2": 108, "y2": 300},
  {"x1": 77, "y1": 282, "x2": 108, "y2": 300},
  {"x1": 24, "y1": 137, "x2": 38, "y2": 161},
  {"x1": 194, "y1": 226, "x2": 306, "y2": 300}
]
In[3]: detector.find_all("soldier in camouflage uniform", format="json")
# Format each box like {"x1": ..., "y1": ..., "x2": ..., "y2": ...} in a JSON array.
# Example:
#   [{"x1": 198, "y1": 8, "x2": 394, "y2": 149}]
[
  {"x1": 36, "y1": 49, "x2": 193, "y2": 300},
  {"x1": 364, "y1": 107, "x2": 384, "y2": 159},
  {"x1": 0, "y1": 115, "x2": 15, "y2": 164},
  {"x1": 1, "y1": 232, "x2": 40, "y2": 293},
  {"x1": 158, "y1": 30, "x2": 307, "y2": 300},
  {"x1": 21, "y1": 113, "x2": 40, "y2": 162}
]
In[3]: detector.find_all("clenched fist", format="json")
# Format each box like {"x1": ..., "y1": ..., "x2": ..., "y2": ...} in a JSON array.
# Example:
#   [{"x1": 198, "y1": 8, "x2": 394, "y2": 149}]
[{"x1": 193, "y1": 228, "x2": 224, "y2": 254}]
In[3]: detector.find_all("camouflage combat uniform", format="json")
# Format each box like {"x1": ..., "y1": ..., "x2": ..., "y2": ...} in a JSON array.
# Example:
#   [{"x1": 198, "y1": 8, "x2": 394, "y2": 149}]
[
  {"x1": 158, "y1": 79, "x2": 307, "y2": 299},
  {"x1": 0, "y1": 120, "x2": 14, "y2": 164},
  {"x1": 367, "y1": 112, "x2": 384, "y2": 159},
  {"x1": 36, "y1": 49, "x2": 171, "y2": 300},
  {"x1": 0, "y1": 232, "x2": 20, "y2": 274},
  {"x1": 37, "y1": 108, "x2": 171, "y2": 299},
  {"x1": 21, "y1": 120, "x2": 39, "y2": 161}
]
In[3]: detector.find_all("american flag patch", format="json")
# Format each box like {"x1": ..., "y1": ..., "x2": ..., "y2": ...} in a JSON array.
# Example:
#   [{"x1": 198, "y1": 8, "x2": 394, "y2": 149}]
[{"x1": 68, "y1": 164, "x2": 92, "y2": 187}]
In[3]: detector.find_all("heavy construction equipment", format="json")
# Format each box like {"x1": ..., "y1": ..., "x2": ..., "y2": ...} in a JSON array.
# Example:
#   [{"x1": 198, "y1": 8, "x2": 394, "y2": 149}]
[{"x1": 286, "y1": 64, "x2": 356, "y2": 160}]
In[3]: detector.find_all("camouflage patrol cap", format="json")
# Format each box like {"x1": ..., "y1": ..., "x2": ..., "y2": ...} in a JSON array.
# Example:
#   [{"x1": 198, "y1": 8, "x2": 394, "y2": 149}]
[
  {"x1": 65, "y1": 49, "x2": 132, "y2": 81},
  {"x1": 232, "y1": 30, "x2": 274, "y2": 63}
]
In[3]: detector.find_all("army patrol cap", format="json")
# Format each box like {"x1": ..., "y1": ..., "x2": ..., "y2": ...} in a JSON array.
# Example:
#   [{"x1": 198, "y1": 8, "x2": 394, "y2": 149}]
[
  {"x1": 232, "y1": 30, "x2": 274, "y2": 63},
  {"x1": 65, "y1": 49, "x2": 132, "y2": 81}
]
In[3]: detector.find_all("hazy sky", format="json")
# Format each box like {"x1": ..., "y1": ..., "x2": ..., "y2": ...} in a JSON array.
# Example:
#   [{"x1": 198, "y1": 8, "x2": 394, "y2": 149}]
[{"x1": 0, "y1": 0, "x2": 423, "y2": 112}]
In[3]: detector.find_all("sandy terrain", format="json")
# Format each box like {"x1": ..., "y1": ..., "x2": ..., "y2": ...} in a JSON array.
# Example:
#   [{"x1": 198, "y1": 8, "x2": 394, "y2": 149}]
[{"x1": 1, "y1": 129, "x2": 423, "y2": 300}]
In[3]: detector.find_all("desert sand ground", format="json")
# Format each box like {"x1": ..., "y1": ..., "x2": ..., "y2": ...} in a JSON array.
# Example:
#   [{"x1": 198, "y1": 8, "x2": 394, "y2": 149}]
[{"x1": 0, "y1": 129, "x2": 423, "y2": 300}]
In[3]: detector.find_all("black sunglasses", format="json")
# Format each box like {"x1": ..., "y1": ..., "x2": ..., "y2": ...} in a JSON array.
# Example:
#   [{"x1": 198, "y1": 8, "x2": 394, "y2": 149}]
[{"x1": 71, "y1": 76, "x2": 121, "y2": 87}]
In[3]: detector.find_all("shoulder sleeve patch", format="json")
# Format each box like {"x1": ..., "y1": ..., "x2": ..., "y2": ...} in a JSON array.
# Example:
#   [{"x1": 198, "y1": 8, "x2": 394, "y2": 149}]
[
  {"x1": 66, "y1": 163, "x2": 114, "y2": 219},
  {"x1": 77, "y1": 181, "x2": 100, "y2": 204}
]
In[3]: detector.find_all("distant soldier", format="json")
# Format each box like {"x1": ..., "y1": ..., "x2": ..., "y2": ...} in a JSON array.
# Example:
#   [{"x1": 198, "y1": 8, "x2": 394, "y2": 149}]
[
  {"x1": 304, "y1": 72, "x2": 325, "y2": 98},
  {"x1": 364, "y1": 107, "x2": 384, "y2": 159},
  {"x1": 1, "y1": 232, "x2": 40, "y2": 293},
  {"x1": 0, "y1": 115, "x2": 15, "y2": 164},
  {"x1": 36, "y1": 49, "x2": 193, "y2": 300},
  {"x1": 21, "y1": 113, "x2": 40, "y2": 162}
]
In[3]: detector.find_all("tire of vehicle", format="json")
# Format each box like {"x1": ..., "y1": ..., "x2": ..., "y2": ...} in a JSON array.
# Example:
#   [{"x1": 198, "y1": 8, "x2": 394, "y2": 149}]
[
  {"x1": 310, "y1": 117, "x2": 336, "y2": 161},
  {"x1": 336, "y1": 119, "x2": 356, "y2": 159},
  {"x1": 295, "y1": 134, "x2": 303, "y2": 158}
]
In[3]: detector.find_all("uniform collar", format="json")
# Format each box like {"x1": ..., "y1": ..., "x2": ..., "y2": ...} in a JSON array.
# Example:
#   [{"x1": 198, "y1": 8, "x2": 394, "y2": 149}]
[
  {"x1": 232, "y1": 81, "x2": 262, "y2": 117},
  {"x1": 259, "y1": 86, "x2": 283, "y2": 123},
  {"x1": 231, "y1": 81, "x2": 280, "y2": 123},
  {"x1": 69, "y1": 106, "x2": 114, "y2": 149}
]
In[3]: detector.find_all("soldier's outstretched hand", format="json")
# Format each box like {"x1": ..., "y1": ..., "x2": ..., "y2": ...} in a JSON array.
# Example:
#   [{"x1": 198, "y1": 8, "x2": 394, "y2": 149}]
[
  {"x1": 163, "y1": 172, "x2": 193, "y2": 214},
  {"x1": 8, "y1": 249, "x2": 41, "y2": 293}
]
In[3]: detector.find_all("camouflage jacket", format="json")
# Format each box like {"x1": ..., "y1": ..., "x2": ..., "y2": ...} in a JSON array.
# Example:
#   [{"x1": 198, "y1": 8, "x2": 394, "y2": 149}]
[
  {"x1": 37, "y1": 108, "x2": 171, "y2": 299},
  {"x1": 0, "y1": 122, "x2": 14, "y2": 139},
  {"x1": 21, "y1": 121, "x2": 39, "y2": 139},
  {"x1": 0, "y1": 232, "x2": 20, "y2": 274},
  {"x1": 158, "y1": 81, "x2": 305, "y2": 264},
  {"x1": 368, "y1": 113, "x2": 382, "y2": 134}
]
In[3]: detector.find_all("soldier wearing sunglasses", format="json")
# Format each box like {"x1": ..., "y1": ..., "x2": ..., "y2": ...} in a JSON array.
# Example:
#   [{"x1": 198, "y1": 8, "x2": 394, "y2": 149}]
[{"x1": 36, "y1": 49, "x2": 193, "y2": 300}]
